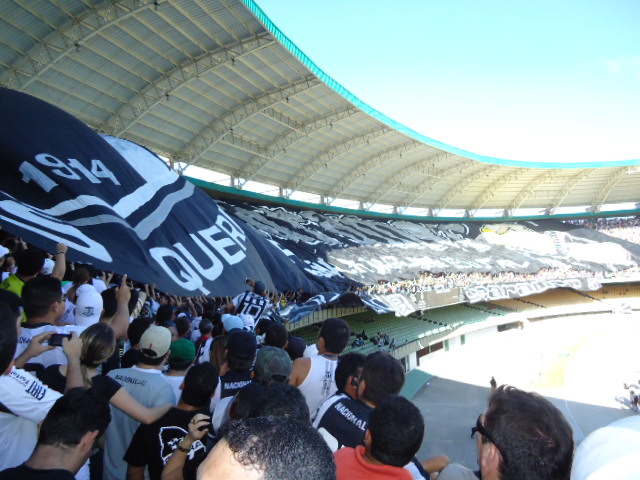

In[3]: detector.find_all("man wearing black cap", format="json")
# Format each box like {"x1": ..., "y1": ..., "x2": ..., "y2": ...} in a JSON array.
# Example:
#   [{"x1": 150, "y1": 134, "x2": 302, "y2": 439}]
[
  {"x1": 227, "y1": 277, "x2": 271, "y2": 329},
  {"x1": 210, "y1": 330, "x2": 257, "y2": 410}
]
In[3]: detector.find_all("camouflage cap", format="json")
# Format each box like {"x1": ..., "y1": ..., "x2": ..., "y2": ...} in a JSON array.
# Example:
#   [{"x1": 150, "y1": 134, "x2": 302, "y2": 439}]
[{"x1": 254, "y1": 346, "x2": 293, "y2": 385}]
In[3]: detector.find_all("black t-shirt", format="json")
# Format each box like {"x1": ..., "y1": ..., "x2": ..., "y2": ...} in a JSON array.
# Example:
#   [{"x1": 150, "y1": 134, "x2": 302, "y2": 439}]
[
  {"x1": 314, "y1": 396, "x2": 373, "y2": 451},
  {"x1": 101, "y1": 338, "x2": 126, "y2": 375},
  {"x1": 36, "y1": 365, "x2": 121, "y2": 400},
  {"x1": 219, "y1": 370, "x2": 252, "y2": 399},
  {"x1": 124, "y1": 407, "x2": 209, "y2": 480},
  {"x1": 0, "y1": 465, "x2": 74, "y2": 480}
]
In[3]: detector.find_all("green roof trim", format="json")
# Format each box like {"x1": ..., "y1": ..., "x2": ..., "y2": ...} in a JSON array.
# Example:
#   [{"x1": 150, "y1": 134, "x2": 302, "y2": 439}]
[
  {"x1": 186, "y1": 176, "x2": 640, "y2": 222},
  {"x1": 243, "y1": 0, "x2": 640, "y2": 170}
]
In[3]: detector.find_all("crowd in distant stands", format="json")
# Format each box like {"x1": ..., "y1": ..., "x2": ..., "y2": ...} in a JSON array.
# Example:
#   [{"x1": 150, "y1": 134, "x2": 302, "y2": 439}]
[
  {"x1": 567, "y1": 216, "x2": 640, "y2": 245},
  {"x1": 358, "y1": 266, "x2": 640, "y2": 296},
  {"x1": 0, "y1": 224, "x2": 637, "y2": 479}
]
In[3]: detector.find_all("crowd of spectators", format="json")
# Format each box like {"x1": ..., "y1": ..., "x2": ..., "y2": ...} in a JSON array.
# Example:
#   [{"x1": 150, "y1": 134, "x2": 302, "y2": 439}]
[
  {"x1": 357, "y1": 266, "x2": 640, "y2": 296},
  {"x1": 0, "y1": 221, "x2": 637, "y2": 479},
  {"x1": 567, "y1": 216, "x2": 640, "y2": 245}
]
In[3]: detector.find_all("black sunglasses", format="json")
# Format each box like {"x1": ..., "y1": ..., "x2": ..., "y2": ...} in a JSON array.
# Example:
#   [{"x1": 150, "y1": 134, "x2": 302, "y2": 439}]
[{"x1": 471, "y1": 414, "x2": 497, "y2": 445}]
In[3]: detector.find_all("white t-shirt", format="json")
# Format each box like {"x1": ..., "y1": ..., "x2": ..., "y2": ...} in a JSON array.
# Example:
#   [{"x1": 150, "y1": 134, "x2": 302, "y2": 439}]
[
  {"x1": 15, "y1": 323, "x2": 86, "y2": 367},
  {"x1": 0, "y1": 367, "x2": 62, "y2": 470},
  {"x1": 163, "y1": 374, "x2": 185, "y2": 404}
]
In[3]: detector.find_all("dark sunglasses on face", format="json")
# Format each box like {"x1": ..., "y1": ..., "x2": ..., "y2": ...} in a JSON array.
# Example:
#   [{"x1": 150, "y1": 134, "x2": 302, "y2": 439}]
[{"x1": 471, "y1": 414, "x2": 497, "y2": 446}]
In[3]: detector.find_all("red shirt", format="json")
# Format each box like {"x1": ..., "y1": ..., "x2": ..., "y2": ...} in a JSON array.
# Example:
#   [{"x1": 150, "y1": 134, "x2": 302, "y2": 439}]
[{"x1": 334, "y1": 445, "x2": 413, "y2": 480}]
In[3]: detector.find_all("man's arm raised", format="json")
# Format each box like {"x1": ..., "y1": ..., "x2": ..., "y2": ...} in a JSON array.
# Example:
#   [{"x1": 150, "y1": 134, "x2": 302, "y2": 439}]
[
  {"x1": 63, "y1": 331, "x2": 84, "y2": 391},
  {"x1": 103, "y1": 274, "x2": 131, "y2": 339}
]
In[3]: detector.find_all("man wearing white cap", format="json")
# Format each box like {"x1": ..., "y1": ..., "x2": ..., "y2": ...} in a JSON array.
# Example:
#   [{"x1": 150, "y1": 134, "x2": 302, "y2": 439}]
[
  {"x1": 73, "y1": 284, "x2": 103, "y2": 327},
  {"x1": 103, "y1": 325, "x2": 176, "y2": 480}
]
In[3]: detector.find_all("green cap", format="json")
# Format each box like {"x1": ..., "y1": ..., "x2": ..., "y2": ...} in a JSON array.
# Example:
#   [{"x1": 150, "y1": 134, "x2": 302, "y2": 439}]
[
  {"x1": 254, "y1": 346, "x2": 293, "y2": 385},
  {"x1": 169, "y1": 338, "x2": 196, "y2": 368}
]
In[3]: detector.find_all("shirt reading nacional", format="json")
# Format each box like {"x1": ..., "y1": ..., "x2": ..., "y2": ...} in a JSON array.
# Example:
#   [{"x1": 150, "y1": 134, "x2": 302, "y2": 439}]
[{"x1": 313, "y1": 394, "x2": 372, "y2": 452}]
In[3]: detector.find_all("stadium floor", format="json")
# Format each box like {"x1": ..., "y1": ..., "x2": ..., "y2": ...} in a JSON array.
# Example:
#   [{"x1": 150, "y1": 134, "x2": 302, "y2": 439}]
[{"x1": 412, "y1": 313, "x2": 640, "y2": 469}]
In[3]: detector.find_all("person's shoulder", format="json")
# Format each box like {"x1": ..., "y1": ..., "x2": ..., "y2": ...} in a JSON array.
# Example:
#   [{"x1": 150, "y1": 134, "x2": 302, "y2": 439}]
[
  {"x1": 0, "y1": 465, "x2": 75, "y2": 480},
  {"x1": 333, "y1": 445, "x2": 357, "y2": 462},
  {"x1": 437, "y1": 463, "x2": 479, "y2": 480}
]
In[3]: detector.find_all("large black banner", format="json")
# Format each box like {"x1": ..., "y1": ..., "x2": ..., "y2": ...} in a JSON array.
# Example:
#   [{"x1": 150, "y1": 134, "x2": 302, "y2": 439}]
[
  {"x1": 221, "y1": 201, "x2": 640, "y2": 287},
  {"x1": 0, "y1": 88, "x2": 324, "y2": 296},
  {"x1": 1, "y1": 89, "x2": 638, "y2": 299}
]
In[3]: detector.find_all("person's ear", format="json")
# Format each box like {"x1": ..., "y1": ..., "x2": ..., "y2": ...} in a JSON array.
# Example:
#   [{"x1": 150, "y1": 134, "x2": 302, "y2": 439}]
[
  {"x1": 364, "y1": 429, "x2": 372, "y2": 448},
  {"x1": 78, "y1": 430, "x2": 100, "y2": 455},
  {"x1": 479, "y1": 442, "x2": 501, "y2": 477},
  {"x1": 357, "y1": 378, "x2": 366, "y2": 399}
]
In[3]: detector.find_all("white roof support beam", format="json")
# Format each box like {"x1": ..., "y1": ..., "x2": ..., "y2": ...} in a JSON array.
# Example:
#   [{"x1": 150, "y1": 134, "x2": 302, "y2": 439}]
[
  {"x1": 285, "y1": 126, "x2": 391, "y2": 192},
  {"x1": 102, "y1": 34, "x2": 274, "y2": 136},
  {"x1": 326, "y1": 141, "x2": 422, "y2": 199},
  {"x1": 243, "y1": 107, "x2": 359, "y2": 181},
  {"x1": 396, "y1": 158, "x2": 473, "y2": 208},
  {"x1": 508, "y1": 170, "x2": 558, "y2": 210},
  {"x1": 473, "y1": 169, "x2": 523, "y2": 210},
  {"x1": 548, "y1": 170, "x2": 593, "y2": 210},
  {"x1": 591, "y1": 167, "x2": 630, "y2": 211},
  {"x1": 1, "y1": 0, "x2": 157, "y2": 90},
  {"x1": 365, "y1": 153, "x2": 458, "y2": 206},
  {"x1": 179, "y1": 76, "x2": 319, "y2": 165},
  {"x1": 433, "y1": 165, "x2": 500, "y2": 211}
]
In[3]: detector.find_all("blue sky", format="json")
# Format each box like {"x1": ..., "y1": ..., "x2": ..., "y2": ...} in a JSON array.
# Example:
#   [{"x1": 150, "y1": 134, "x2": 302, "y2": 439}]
[{"x1": 255, "y1": 0, "x2": 640, "y2": 164}]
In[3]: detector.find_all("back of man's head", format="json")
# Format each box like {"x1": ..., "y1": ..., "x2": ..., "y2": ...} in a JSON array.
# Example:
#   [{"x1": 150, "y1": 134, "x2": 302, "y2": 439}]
[
  {"x1": 22, "y1": 275, "x2": 62, "y2": 319},
  {"x1": 100, "y1": 287, "x2": 118, "y2": 318},
  {"x1": 368, "y1": 395, "x2": 424, "y2": 468},
  {"x1": 181, "y1": 363, "x2": 219, "y2": 407},
  {"x1": 226, "y1": 330, "x2": 256, "y2": 372},
  {"x1": 360, "y1": 351, "x2": 405, "y2": 405},
  {"x1": 264, "y1": 323, "x2": 287, "y2": 349},
  {"x1": 72, "y1": 267, "x2": 91, "y2": 286},
  {"x1": 0, "y1": 300, "x2": 19, "y2": 372},
  {"x1": 198, "y1": 319, "x2": 213, "y2": 336},
  {"x1": 250, "y1": 383, "x2": 310, "y2": 424},
  {"x1": 175, "y1": 315, "x2": 191, "y2": 337},
  {"x1": 335, "y1": 351, "x2": 366, "y2": 394},
  {"x1": 484, "y1": 385, "x2": 574, "y2": 480},
  {"x1": 211, "y1": 417, "x2": 335, "y2": 480},
  {"x1": 318, "y1": 317, "x2": 350, "y2": 354},
  {"x1": 253, "y1": 346, "x2": 292, "y2": 386},
  {"x1": 15, "y1": 248, "x2": 47, "y2": 278},
  {"x1": 155, "y1": 304, "x2": 174, "y2": 326},
  {"x1": 138, "y1": 325, "x2": 172, "y2": 366},
  {"x1": 127, "y1": 317, "x2": 152, "y2": 347},
  {"x1": 39, "y1": 388, "x2": 111, "y2": 448}
]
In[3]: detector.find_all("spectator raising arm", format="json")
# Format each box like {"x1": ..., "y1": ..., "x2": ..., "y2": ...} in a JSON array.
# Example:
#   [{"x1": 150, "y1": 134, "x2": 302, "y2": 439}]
[
  {"x1": 103, "y1": 274, "x2": 131, "y2": 339},
  {"x1": 50, "y1": 242, "x2": 67, "y2": 281},
  {"x1": 62, "y1": 331, "x2": 84, "y2": 391},
  {"x1": 13, "y1": 331, "x2": 54, "y2": 369}
]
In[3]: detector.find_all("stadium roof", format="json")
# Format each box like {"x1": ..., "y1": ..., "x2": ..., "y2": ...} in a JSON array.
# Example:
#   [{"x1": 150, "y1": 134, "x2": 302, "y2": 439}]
[{"x1": 2, "y1": 0, "x2": 639, "y2": 217}]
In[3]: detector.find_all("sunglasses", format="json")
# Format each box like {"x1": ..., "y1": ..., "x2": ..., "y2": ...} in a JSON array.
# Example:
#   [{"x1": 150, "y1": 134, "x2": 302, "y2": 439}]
[{"x1": 471, "y1": 414, "x2": 497, "y2": 446}]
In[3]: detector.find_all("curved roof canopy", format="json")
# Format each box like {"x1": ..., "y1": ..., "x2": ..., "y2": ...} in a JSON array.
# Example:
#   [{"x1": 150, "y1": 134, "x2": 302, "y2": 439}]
[{"x1": 1, "y1": 0, "x2": 638, "y2": 216}]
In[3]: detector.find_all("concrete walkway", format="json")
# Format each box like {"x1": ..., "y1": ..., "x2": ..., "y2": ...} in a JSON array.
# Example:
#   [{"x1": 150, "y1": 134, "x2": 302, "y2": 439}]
[{"x1": 412, "y1": 313, "x2": 640, "y2": 468}]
